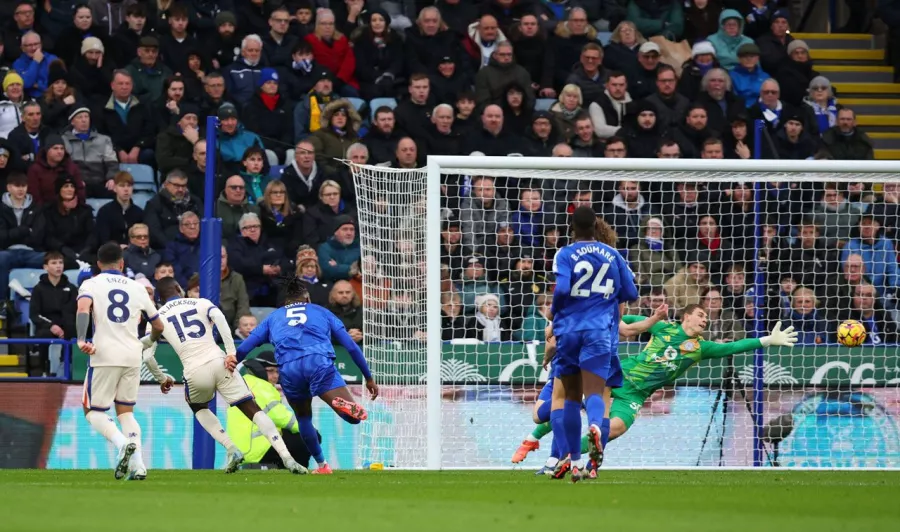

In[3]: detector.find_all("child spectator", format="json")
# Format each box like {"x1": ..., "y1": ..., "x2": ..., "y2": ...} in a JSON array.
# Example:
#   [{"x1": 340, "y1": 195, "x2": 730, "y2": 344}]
[
  {"x1": 474, "y1": 293, "x2": 505, "y2": 342},
  {"x1": 235, "y1": 314, "x2": 259, "y2": 341},
  {"x1": 29, "y1": 251, "x2": 77, "y2": 376},
  {"x1": 95, "y1": 171, "x2": 143, "y2": 246},
  {"x1": 786, "y1": 285, "x2": 828, "y2": 344}
]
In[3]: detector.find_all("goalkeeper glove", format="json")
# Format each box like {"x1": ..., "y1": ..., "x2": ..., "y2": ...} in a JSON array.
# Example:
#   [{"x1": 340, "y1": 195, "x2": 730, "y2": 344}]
[{"x1": 760, "y1": 321, "x2": 798, "y2": 347}]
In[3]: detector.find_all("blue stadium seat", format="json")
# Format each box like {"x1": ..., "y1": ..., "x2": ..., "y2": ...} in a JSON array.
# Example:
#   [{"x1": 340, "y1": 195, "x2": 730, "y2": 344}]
[
  {"x1": 369, "y1": 97, "x2": 397, "y2": 121},
  {"x1": 346, "y1": 97, "x2": 366, "y2": 113},
  {"x1": 86, "y1": 198, "x2": 112, "y2": 215},
  {"x1": 120, "y1": 163, "x2": 157, "y2": 191},
  {"x1": 63, "y1": 269, "x2": 81, "y2": 284},
  {"x1": 534, "y1": 98, "x2": 555, "y2": 111},
  {"x1": 269, "y1": 165, "x2": 285, "y2": 179},
  {"x1": 132, "y1": 191, "x2": 154, "y2": 209},
  {"x1": 9, "y1": 268, "x2": 43, "y2": 326},
  {"x1": 250, "y1": 307, "x2": 276, "y2": 323}
]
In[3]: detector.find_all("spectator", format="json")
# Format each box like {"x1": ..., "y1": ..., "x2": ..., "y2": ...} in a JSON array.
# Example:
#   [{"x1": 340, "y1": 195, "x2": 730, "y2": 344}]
[
  {"x1": 461, "y1": 104, "x2": 519, "y2": 155},
  {"x1": 802, "y1": 76, "x2": 838, "y2": 137},
  {"x1": 162, "y1": 210, "x2": 201, "y2": 287},
  {"x1": 287, "y1": 2, "x2": 316, "y2": 39},
  {"x1": 68, "y1": 37, "x2": 113, "y2": 107},
  {"x1": 603, "y1": 20, "x2": 644, "y2": 81},
  {"x1": 144, "y1": 169, "x2": 203, "y2": 250},
  {"x1": 328, "y1": 280, "x2": 363, "y2": 344},
  {"x1": 463, "y1": 14, "x2": 508, "y2": 72},
  {"x1": 309, "y1": 99, "x2": 362, "y2": 174},
  {"x1": 352, "y1": 8, "x2": 405, "y2": 101},
  {"x1": 825, "y1": 253, "x2": 867, "y2": 317},
  {"x1": 153, "y1": 76, "x2": 189, "y2": 131},
  {"x1": 460, "y1": 175, "x2": 510, "y2": 248},
  {"x1": 0, "y1": 73, "x2": 26, "y2": 140},
  {"x1": 756, "y1": 9, "x2": 793, "y2": 74},
  {"x1": 748, "y1": 79, "x2": 799, "y2": 132},
  {"x1": 259, "y1": 180, "x2": 304, "y2": 258},
  {"x1": 437, "y1": 0, "x2": 479, "y2": 38},
  {"x1": 549, "y1": 84, "x2": 583, "y2": 140},
  {"x1": 223, "y1": 34, "x2": 265, "y2": 106},
  {"x1": 588, "y1": 70, "x2": 631, "y2": 139},
  {"x1": 695, "y1": 68, "x2": 744, "y2": 134},
  {"x1": 441, "y1": 218, "x2": 471, "y2": 281},
  {"x1": 514, "y1": 292, "x2": 551, "y2": 342},
  {"x1": 395, "y1": 74, "x2": 437, "y2": 140},
  {"x1": 423, "y1": 104, "x2": 463, "y2": 156},
  {"x1": 569, "y1": 113, "x2": 605, "y2": 157},
  {"x1": 663, "y1": 181, "x2": 702, "y2": 244},
  {"x1": 7, "y1": 100, "x2": 50, "y2": 166},
  {"x1": 809, "y1": 183, "x2": 861, "y2": 248},
  {"x1": 282, "y1": 140, "x2": 330, "y2": 208},
  {"x1": 678, "y1": 41, "x2": 720, "y2": 102},
  {"x1": 456, "y1": 254, "x2": 504, "y2": 315},
  {"x1": 730, "y1": 43, "x2": 769, "y2": 106},
  {"x1": 293, "y1": 71, "x2": 336, "y2": 141},
  {"x1": 627, "y1": 0, "x2": 684, "y2": 40},
  {"x1": 473, "y1": 292, "x2": 505, "y2": 342},
  {"x1": 39, "y1": 61, "x2": 77, "y2": 133},
  {"x1": 841, "y1": 215, "x2": 899, "y2": 298},
  {"x1": 227, "y1": 212, "x2": 286, "y2": 306},
  {"x1": 124, "y1": 35, "x2": 172, "y2": 105},
  {"x1": 523, "y1": 111, "x2": 564, "y2": 157},
  {"x1": 3, "y1": 2, "x2": 42, "y2": 63},
  {"x1": 199, "y1": 72, "x2": 238, "y2": 119},
  {"x1": 786, "y1": 286, "x2": 828, "y2": 344},
  {"x1": 873, "y1": 181, "x2": 900, "y2": 241},
  {"x1": 123, "y1": 222, "x2": 160, "y2": 280},
  {"x1": 96, "y1": 70, "x2": 157, "y2": 166},
  {"x1": 0, "y1": 172, "x2": 46, "y2": 308},
  {"x1": 304, "y1": 9, "x2": 359, "y2": 95},
  {"x1": 95, "y1": 171, "x2": 143, "y2": 246},
  {"x1": 475, "y1": 41, "x2": 534, "y2": 107},
  {"x1": 705, "y1": 9, "x2": 754, "y2": 70},
  {"x1": 234, "y1": 314, "x2": 258, "y2": 341},
  {"x1": 509, "y1": 188, "x2": 548, "y2": 248},
  {"x1": 483, "y1": 223, "x2": 522, "y2": 281},
  {"x1": 664, "y1": 260, "x2": 712, "y2": 312},
  {"x1": 262, "y1": 6, "x2": 299, "y2": 69},
  {"x1": 109, "y1": 2, "x2": 149, "y2": 67},
  {"x1": 218, "y1": 174, "x2": 262, "y2": 242},
  {"x1": 439, "y1": 291, "x2": 477, "y2": 340},
  {"x1": 507, "y1": 13, "x2": 555, "y2": 99},
  {"x1": 774, "y1": 220, "x2": 835, "y2": 290},
  {"x1": 604, "y1": 180, "x2": 654, "y2": 249},
  {"x1": 553, "y1": 9, "x2": 599, "y2": 87},
  {"x1": 723, "y1": 113, "x2": 753, "y2": 159},
  {"x1": 238, "y1": 147, "x2": 270, "y2": 205},
  {"x1": 499, "y1": 82, "x2": 534, "y2": 135},
  {"x1": 773, "y1": 40, "x2": 818, "y2": 108},
  {"x1": 29, "y1": 250, "x2": 77, "y2": 375},
  {"x1": 454, "y1": 91, "x2": 477, "y2": 133},
  {"x1": 846, "y1": 282, "x2": 898, "y2": 344},
  {"x1": 317, "y1": 214, "x2": 361, "y2": 282},
  {"x1": 702, "y1": 287, "x2": 745, "y2": 342},
  {"x1": 629, "y1": 215, "x2": 681, "y2": 288},
  {"x1": 429, "y1": 54, "x2": 472, "y2": 108},
  {"x1": 645, "y1": 65, "x2": 690, "y2": 130},
  {"x1": 13, "y1": 32, "x2": 58, "y2": 99},
  {"x1": 822, "y1": 108, "x2": 874, "y2": 161},
  {"x1": 216, "y1": 103, "x2": 265, "y2": 174},
  {"x1": 27, "y1": 135, "x2": 86, "y2": 206},
  {"x1": 628, "y1": 42, "x2": 663, "y2": 100},
  {"x1": 55, "y1": 5, "x2": 108, "y2": 68},
  {"x1": 42, "y1": 175, "x2": 95, "y2": 269},
  {"x1": 688, "y1": 213, "x2": 732, "y2": 274},
  {"x1": 303, "y1": 179, "x2": 357, "y2": 246},
  {"x1": 405, "y1": 6, "x2": 467, "y2": 76},
  {"x1": 289, "y1": 245, "x2": 331, "y2": 306},
  {"x1": 184, "y1": 140, "x2": 212, "y2": 200},
  {"x1": 281, "y1": 40, "x2": 332, "y2": 102},
  {"x1": 205, "y1": 11, "x2": 241, "y2": 71},
  {"x1": 672, "y1": 105, "x2": 714, "y2": 159},
  {"x1": 774, "y1": 113, "x2": 818, "y2": 160},
  {"x1": 220, "y1": 245, "x2": 251, "y2": 328},
  {"x1": 684, "y1": 0, "x2": 722, "y2": 44},
  {"x1": 566, "y1": 43, "x2": 608, "y2": 104},
  {"x1": 156, "y1": 104, "x2": 201, "y2": 177},
  {"x1": 384, "y1": 136, "x2": 420, "y2": 169},
  {"x1": 61, "y1": 108, "x2": 119, "y2": 198},
  {"x1": 242, "y1": 68, "x2": 295, "y2": 165},
  {"x1": 153, "y1": 261, "x2": 175, "y2": 284}
]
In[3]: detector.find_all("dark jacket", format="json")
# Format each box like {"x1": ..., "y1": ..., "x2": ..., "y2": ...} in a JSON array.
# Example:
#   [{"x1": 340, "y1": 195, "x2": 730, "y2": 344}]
[
  {"x1": 26, "y1": 149, "x2": 86, "y2": 206},
  {"x1": 259, "y1": 203, "x2": 305, "y2": 258},
  {"x1": 281, "y1": 161, "x2": 332, "y2": 209},
  {"x1": 223, "y1": 58, "x2": 264, "y2": 106},
  {"x1": 757, "y1": 30, "x2": 794, "y2": 75},
  {"x1": 672, "y1": 122, "x2": 717, "y2": 159},
  {"x1": 42, "y1": 201, "x2": 96, "y2": 265},
  {"x1": 29, "y1": 273, "x2": 77, "y2": 338},
  {"x1": 303, "y1": 201, "x2": 359, "y2": 247},
  {"x1": 123, "y1": 244, "x2": 162, "y2": 281},
  {"x1": 474, "y1": 57, "x2": 535, "y2": 107},
  {"x1": 125, "y1": 58, "x2": 174, "y2": 106},
  {"x1": 68, "y1": 54, "x2": 114, "y2": 107},
  {"x1": 773, "y1": 59, "x2": 819, "y2": 108},
  {"x1": 227, "y1": 235, "x2": 288, "y2": 298},
  {"x1": 461, "y1": 126, "x2": 521, "y2": 156},
  {"x1": 143, "y1": 191, "x2": 204, "y2": 250},
  {"x1": 330, "y1": 303, "x2": 363, "y2": 337},
  {"x1": 96, "y1": 199, "x2": 144, "y2": 247},
  {"x1": 7, "y1": 124, "x2": 52, "y2": 165},
  {"x1": 156, "y1": 125, "x2": 197, "y2": 176},
  {"x1": 677, "y1": 59, "x2": 721, "y2": 102},
  {"x1": 55, "y1": 26, "x2": 110, "y2": 67},
  {"x1": 822, "y1": 127, "x2": 875, "y2": 161},
  {"x1": 362, "y1": 127, "x2": 404, "y2": 165},
  {"x1": 422, "y1": 123, "x2": 464, "y2": 157},
  {"x1": 429, "y1": 69, "x2": 474, "y2": 107},
  {"x1": 352, "y1": 28, "x2": 406, "y2": 100},
  {"x1": 162, "y1": 233, "x2": 201, "y2": 287},
  {"x1": 262, "y1": 32, "x2": 300, "y2": 68},
  {"x1": 695, "y1": 90, "x2": 745, "y2": 135},
  {"x1": 241, "y1": 91, "x2": 295, "y2": 159},
  {"x1": 509, "y1": 30, "x2": 555, "y2": 91},
  {"x1": 644, "y1": 92, "x2": 691, "y2": 130},
  {"x1": 603, "y1": 41, "x2": 640, "y2": 80},
  {"x1": 404, "y1": 27, "x2": 467, "y2": 78},
  {"x1": 0, "y1": 193, "x2": 45, "y2": 250},
  {"x1": 774, "y1": 129, "x2": 819, "y2": 160},
  {"x1": 95, "y1": 95, "x2": 158, "y2": 152}
]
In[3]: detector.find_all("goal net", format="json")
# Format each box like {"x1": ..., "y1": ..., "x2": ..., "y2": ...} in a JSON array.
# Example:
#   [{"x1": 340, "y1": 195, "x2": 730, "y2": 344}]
[{"x1": 351, "y1": 157, "x2": 900, "y2": 470}]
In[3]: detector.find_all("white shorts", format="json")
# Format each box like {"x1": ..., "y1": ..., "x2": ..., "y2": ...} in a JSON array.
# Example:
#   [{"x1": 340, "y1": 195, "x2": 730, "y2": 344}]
[
  {"x1": 82, "y1": 366, "x2": 140, "y2": 410},
  {"x1": 184, "y1": 359, "x2": 253, "y2": 406}
]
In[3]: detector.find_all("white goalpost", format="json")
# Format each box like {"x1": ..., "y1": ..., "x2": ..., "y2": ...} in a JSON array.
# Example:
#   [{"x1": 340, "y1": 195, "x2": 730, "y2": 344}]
[{"x1": 352, "y1": 157, "x2": 900, "y2": 470}]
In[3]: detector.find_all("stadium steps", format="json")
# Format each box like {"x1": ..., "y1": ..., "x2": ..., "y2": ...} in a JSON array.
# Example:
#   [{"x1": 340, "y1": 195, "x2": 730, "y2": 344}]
[
  {"x1": 816, "y1": 65, "x2": 895, "y2": 83},
  {"x1": 792, "y1": 32, "x2": 875, "y2": 50},
  {"x1": 870, "y1": 132, "x2": 900, "y2": 150},
  {"x1": 0, "y1": 354, "x2": 26, "y2": 377},
  {"x1": 875, "y1": 149, "x2": 900, "y2": 160}
]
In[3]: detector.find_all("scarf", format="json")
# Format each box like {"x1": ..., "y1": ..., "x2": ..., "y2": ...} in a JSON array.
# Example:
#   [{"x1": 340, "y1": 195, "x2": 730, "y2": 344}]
[
  {"x1": 332, "y1": 126, "x2": 347, "y2": 137},
  {"x1": 699, "y1": 234, "x2": 721, "y2": 251},
  {"x1": 697, "y1": 61, "x2": 714, "y2": 77},
  {"x1": 301, "y1": 273, "x2": 318, "y2": 284},
  {"x1": 29, "y1": 132, "x2": 40, "y2": 155},
  {"x1": 809, "y1": 99, "x2": 837, "y2": 133},
  {"x1": 645, "y1": 236, "x2": 664, "y2": 251},
  {"x1": 475, "y1": 312, "x2": 502, "y2": 342},
  {"x1": 293, "y1": 59, "x2": 313, "y2": 72},
  {"x1": 245, "y1": 173, "x2": 264, "y2": 203},
  {"x1": 75, "y1": 132, "x2": 90, "y2": 141},
  {"x1": 309, "y1": 94, "x2": 324, "y2": 133},
  {"x1": 559, "y1": 105, "x2": 581, "y2": 121},
  {"x1": 270, "y1": 205, "x2": 285, "y2": 225},
  {"x1": 260, "y1": 92, "x2": 279, "y2": 111}
]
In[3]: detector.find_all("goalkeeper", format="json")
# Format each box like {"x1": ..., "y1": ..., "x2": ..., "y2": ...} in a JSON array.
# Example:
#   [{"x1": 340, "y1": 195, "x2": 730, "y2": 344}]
[{"x1": 512, "y1": 305, "x2": 799, "y2": 471}]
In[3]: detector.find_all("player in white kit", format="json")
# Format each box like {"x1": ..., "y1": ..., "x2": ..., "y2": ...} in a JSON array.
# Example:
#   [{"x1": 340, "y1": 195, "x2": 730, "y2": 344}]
[
  {"x1": 76, "y1": 243, "x2": 165, "y2": 481},
  {"x1": 142, "y1": 277, "x2": 307, "y2": 474}
]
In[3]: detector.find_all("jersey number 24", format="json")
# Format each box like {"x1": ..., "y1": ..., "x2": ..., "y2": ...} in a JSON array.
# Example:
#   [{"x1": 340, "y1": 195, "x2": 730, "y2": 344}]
[{"x1": 570, "y1": 261, "x2": 614, "y2": 299}]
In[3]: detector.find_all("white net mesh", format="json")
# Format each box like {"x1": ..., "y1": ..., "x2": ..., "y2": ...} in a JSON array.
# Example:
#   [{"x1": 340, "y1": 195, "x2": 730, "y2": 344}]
[{"x1": 352, "y1": 159, "x2": 900, "y2": 469}]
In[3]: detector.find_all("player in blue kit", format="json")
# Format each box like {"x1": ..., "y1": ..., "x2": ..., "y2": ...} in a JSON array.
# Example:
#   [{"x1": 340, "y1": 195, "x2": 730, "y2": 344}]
[
  {"x1": 232, "y1": 277, "x2": 379, "y2": 474},
  {"x1": 548, "y1": 206, "x2": 638, "y2": 482}
]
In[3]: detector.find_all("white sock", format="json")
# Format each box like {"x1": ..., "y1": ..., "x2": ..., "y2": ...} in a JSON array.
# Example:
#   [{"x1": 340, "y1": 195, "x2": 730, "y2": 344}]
[
  {"x1": 195, "y1": 408, "x2": 238, "y2": 453},
  {"x1": 117, "y1": 412, "x2": 144, "y2": 466},
  {"x1": 252, "y1": 411, "x2": 293, "y2": 462},
  {"x1": 545, "y1": 456, "x2": 559, "y2": 468},
  {"x1": 85, "y1": 410, "x2": 128, "y2": 449},
  {"x1": 525, "y1": 434, "x2": 539, "y2": 443}
]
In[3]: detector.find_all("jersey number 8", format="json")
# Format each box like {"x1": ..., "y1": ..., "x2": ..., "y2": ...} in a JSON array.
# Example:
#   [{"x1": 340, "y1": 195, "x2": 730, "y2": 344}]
[
  {"x1": 569, "y1": 261, "x2": 615, "y2": 299},
  {"x1": 107, "y1": 289, "x2": 130, "y2": 323}
]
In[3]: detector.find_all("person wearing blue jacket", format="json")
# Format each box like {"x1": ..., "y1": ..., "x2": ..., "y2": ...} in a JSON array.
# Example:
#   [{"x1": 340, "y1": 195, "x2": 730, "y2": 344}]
[
  {"x1": 216, "y1": 103, "x2": 265, "y2": 174},
  {"x1": 705, "y1": 9, "x2": 754, "y2": 70},
  {"x1": 729, "y1": 43, "x2": 770, "y2": 107},
  {"x1": 12, "y1": 32, "x2": 59, "y2": 98},
  {"x1": 316, "y1": 215, "x2": 360, "y2": 282},
  {"x1": 841, "y1": 214, "x2": 900, "y2": 299}
]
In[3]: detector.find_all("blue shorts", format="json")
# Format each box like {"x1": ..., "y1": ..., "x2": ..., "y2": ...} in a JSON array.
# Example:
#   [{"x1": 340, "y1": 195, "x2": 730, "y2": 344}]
[
  {"x1": 538, "y1": 380, "x2": 553, "y2": 402},
  {"x1": 555, "y1": 328, "x2": 617, "y2": 381},
  {"x1": 279, "y1": 354, "x2": 347, "y2": 401},
  {"x1": 547, "y1": 356, "x2": 622, "y2": 390}
]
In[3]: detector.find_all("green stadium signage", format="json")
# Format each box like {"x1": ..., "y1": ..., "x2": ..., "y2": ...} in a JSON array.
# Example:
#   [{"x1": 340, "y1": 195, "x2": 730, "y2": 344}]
[{"x1": 71, "y1": 343, "x2": 900, "y2": 387}]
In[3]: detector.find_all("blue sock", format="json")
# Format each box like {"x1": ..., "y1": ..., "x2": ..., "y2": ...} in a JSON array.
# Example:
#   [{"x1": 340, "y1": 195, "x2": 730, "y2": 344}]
[
  {"x1": 298, "y1": 416, "x2": 325, "y2": 464},
  {"x1": 601, "y1": 418, "x2": 611, "y2": 448},
  {"x1": 550, "y1": 433, "x2": 560, "y2": 459},
  {"x1": 584, "y1": 394, "x2": 606, "y2": 430},
  {"x1": 536, "y1": 401, "x2": 551, "y2": 423},
  {"x1": 563, "y1": 400, "x2": 582, "y2": 461},
  {"x1": 549, "y1": 409, "x2": 568, "y2": 458}
]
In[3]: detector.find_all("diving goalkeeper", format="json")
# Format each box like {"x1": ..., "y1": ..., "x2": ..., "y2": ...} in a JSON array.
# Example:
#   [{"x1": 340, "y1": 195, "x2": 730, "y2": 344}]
[{"x1": 512, "y1": 305, "x2": 799, "y2": 471}]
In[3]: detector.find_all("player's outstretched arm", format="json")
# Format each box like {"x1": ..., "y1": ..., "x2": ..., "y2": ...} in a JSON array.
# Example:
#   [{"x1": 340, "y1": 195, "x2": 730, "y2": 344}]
[
  {"x1": 760, "y1": 321, "x2": 798, "y2": 347},
  {"x1": 75, "y1": 296, "x2": 94, "y2": 355},
  {"x1": 619, "y1": 303, "x2": 669, "y2": 338},
  {"x1": 700, "y1": 322, "x2": 798, "y2": 360}
]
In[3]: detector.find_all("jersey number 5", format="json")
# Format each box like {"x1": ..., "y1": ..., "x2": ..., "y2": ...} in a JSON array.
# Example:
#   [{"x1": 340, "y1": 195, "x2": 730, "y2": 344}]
[
  {"x1": 166, "y1": 309, "x2": 207, "y2": 342},
  {"x1": 569, "y1": 261, "x2": 615, "y2": 299},
  {"x1": 286, "y1": 307, "x2": 308, "y2": 327}
]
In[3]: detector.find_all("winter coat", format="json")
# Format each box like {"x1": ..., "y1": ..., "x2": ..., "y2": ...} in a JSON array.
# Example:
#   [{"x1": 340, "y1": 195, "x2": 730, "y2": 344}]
[
  {"x1": 330, "y1": 303, "x2": 363, "y2": 337},
  {"x1": 29, "y1": 273, "x2": 77, "y2": 338},
  {"x1": 281, "y1": 160, "x2": 332, "y2": 209},
  {"x1": 404, "y1": 27, "x2": 467, "y2": 76},
  {"x1": 625, "y1": 64, "x2": 659, "y2": 100},
  {"x1": 0, "y1": 97, "x2": 22, "y2": 139},
  {"x1": 422, "y1": 123, "x2": 464, "y2": 157},
  {"x1": 220, "y1": 268, "x2": 251, "y2": 328},
  {"x1": 474, "y1": 57, "x2": 535, "y2": 107},
  {"x1": 54, "y1": 26, "x2": 110, "y2": 67},
  {"x1": 514, "y1": 304, "x2": 550, "y2": 342},
  {"x1": 241, "y1": 91, "x2": 295, "y2": 158},
  {"x1": 125, "y1": 58, "x2": 173, "y2": 105},
  {"x1": 822, "y1": 127, "x2": 875, "y2": 161},
  {"x1": 96, "y1": 199, "x2": 144, "y2": 247},
  {"x1": 95, "y1": 94, "x2": 157, "y2": 152},
  {"x1": 26, "y1": 149, "x2": 86, "y2": 206},
  {"x1": 304, "y1": 33, "x2": 358, "y2": 89},
  {"x1": 308, "y1": 100, "x2": 362, "y2": 174},
  {"x1": 0, "y1": 193, "x2": 45, "y2": 250},
  {"x1": 802, "y1": 97, "x2": 839, "y2": 137},
  {"x1": 351, "y1": 28, "x2": 406, "y2": 100},
  {"x1": 216, "y1": 192, "x2": 261, "y2": 242},
  {"x1": 362, "y1": 127, "x2": 404, "y2": 165},
  {"x1": 695, "y1": 90, "x2": 745, "y2": 134},
  {"x1": 13, "y1": 51, "x2": 60, "y2": 98},
  {"x1": 684, "y1": 0, "x2": 722, "y2": 44},
  {"x1": 552, "y1": 23, "x2": 598, "y2": 86},
  {"x1": 603, "y1": 40, "x2": 641, "y2": 81},
  {"x1": 262, "y1": 32, "x2": 300, "y2": 69},
  {"x1": 785, "y1": 310, "x2": 829, "y2": 345},
  {"x1": 216, "y1": 123, "x2": 265, "y2": 164},
  {"x1": 841, "y1": 237, "x2": 900, "y2": 296},
  {"x1": 280, "y1": 61, "x2": 332, "y2": 102},
  {"x1": 773, "y1": 59, "x2": 818, "y2": 108},
  {"x1": 61, "y1": 128, "x2": 119, "y2": 191},
  {"x1": 227, "y1": 234, "x2": 288, "y2": 298},
  {"x1": 89, "y1": 0, "x2": 137, "y2": 36},
  {"x1": 42, "y1": 201, "x2": 96, "y2": 265},
  {"x1": 303, "y1": 200, "x2": 358, "y2": 246},
  {"x1": 6, "y1": 124, "x2": 52, "y2": 164},
  {"x1": 143, "y1": 190, "x2": 204, "y2": 250},
  {"x1": 462, "y1": 20, "x2": 509, "y2": 72},
  {"x1": 460, "y1": 126, "x2": 521, "y2": 156},
  {"x1": 393, "y1": 97, "x2": 436, "y2": 140},
  {"x1": 162, "y1": 233, "x2": 201, "y2": 287},
  {"x1": 123, "y1": 244, "x2": 162, "y2": 280},
  {"x1": 757, "y1": 31, "x2": 794, "y2": 76},
  {"x1": 509, "y1": 30, "x2": 555, "y2": 91},
  {"x1": 460, "y1": 196, "x2": 511, "y2": 248},
  {"x1": 774, "y1": 130, "x2": 819, "y2": 160},
  {"x1": 705, "y1": 9, "x2": 754, "y2": 70},
  {"x1": 603, "y1": 193, "x2": 655, "y2": 249},
  {"x1": 317, "y1": 235, "x2": 361, "y2": 282},
  {"x1": 810, "y1": 201, "x2": 862, "y2": 247},
  {"x1": 730, "y1": 64, "x2": 771, "y2": 106},
  {"x1": 677, "y1": 58, "x2": 721, "y2": 102},
  {"x1": 672, "y1": 122, "x2": 717, "y2": 159},
  {"x1": 429, "y1": 70, "x2": 474, "y2": 107},
  {"x1": 628, "y1": 238, "x2": 682, "y2": 289},
  {"x1": 565, "y1": 65, "x2": 608, "y2": 105},
  {"x1": 155, "y1": 125, "x2": 196, "y2": 176},
  {"x1": 109, "y1": 22, "x2": 144, "y2": 66},
  {"x1": 292, "y1": 92, "x2": 331, "y2": 142},
  {"x1": 41, "y1": 94, "x2": 84, "y2": 133},
  {"x1": 627, "y1": 0, "x2": 684, "y2": 40},
  {"x1": 259, "y1": 203, "x2": 305, "y2": 258},
  {"x1": 644, "y1": 92, "x2": 691, "y2": 130},
  {"x1": 222, "y1": 58, "x2": 263, "y2": 106}
]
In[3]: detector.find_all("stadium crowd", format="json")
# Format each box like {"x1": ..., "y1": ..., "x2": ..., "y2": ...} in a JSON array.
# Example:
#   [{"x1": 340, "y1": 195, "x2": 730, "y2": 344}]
[{"x1": 1, "y1": 0, "x2": 899, "y2": 376}]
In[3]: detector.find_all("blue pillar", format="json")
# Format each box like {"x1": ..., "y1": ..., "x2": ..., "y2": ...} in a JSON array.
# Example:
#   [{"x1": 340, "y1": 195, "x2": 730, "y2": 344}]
[{"x1": 751, "y1": 119, "x2": 766, "y2": 467}]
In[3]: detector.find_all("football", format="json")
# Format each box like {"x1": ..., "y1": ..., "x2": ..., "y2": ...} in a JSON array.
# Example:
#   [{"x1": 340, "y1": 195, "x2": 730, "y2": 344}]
[{"x1": 837, "y1": 320, "x2": 867, "y2": 347}]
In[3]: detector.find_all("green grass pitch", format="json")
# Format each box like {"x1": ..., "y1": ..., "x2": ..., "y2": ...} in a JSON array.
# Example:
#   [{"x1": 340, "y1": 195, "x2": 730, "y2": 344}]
[{"x1": 1, "y1": 470, "x2": 898, "y2": 531}]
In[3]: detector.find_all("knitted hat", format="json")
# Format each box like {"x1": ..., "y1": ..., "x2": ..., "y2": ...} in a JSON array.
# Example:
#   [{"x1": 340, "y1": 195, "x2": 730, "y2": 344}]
[
  {"x1": 259, "y1": 67, "x2": 279, "y2": 87},
  {"x1": 296, "y1": 246, "x2": 318, "y2": 265},
  {"x1": 217, "y1": 103, "x2": 238, "y2": 120},
  {"x1": 45, "y1": 133, "x2": 65, "y2": 149},
  {"x1": 787, "y1": 40, "x2": 809, "y2": 55},
  {"x1": 48, "y1": 60, "x2": 68, "y2": 86},
  {"x1": 2, "y1": 72, "x2": 24, "y2": 92},
  {"x1": 215, "y1": 11, "x2": 237, "y2": 27},
  {"x1": 332, "y1": 214, "x2": 355, "y2": 233},
  {"x1": 367, "y1": 7, "x2": 392, "y2": 27},
  {"x1": 55, "y1": 174, "x2": 77, "y2": 195},
  {"x1": 68, "y1": 106, "x2": 90, "y2": 122},
  {"x1": 691, "y1": 41, "x2": 716, "y2": 58},
  {"x1": 81, "y1": 36, "x2": 104, "y2": 55},
  {"x1": 771, "y1": 9, "x2": 789, "y2": 22},
  {"x1": 808, "y1": 75, "x2": 831, "y2": 91},
  {"x1": 178, "y1": 102, "x2": 200, "y2": 120}
]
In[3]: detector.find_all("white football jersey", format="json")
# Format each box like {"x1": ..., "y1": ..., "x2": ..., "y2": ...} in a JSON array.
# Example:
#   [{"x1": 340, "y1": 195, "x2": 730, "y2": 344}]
[
  {"x1": 157, "y1": 298, "x2": 224, "y2": 374},
  {"x1": 78, "y1": 273, "x2": 159, "y2": 368}
]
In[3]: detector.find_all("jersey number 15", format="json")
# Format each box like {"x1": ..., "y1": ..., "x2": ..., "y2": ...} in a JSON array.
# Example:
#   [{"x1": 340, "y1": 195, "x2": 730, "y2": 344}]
[
  {"x1": 570, "y1": 261, "x2": 615, "y2": 299},
  {"x1": 167, "y1": 310, "x2": 207, "y2": 342}
]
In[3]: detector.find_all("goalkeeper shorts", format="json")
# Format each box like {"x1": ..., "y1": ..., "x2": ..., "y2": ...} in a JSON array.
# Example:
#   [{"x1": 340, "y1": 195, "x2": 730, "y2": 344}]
[{"x1": 609, "y1": 386, "x2": 648, "y2": 430}]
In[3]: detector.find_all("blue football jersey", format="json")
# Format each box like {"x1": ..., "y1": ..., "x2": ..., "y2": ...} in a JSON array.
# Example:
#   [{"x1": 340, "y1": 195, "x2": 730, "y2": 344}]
[
  {"x1": 551, "y1": 240, "x2": 638, "y2": 335},
  {"x1": 238, "y1": 303, "x2": 344, "y2": 363}
]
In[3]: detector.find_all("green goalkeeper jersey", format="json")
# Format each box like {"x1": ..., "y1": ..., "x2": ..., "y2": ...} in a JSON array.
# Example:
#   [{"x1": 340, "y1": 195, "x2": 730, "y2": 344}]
[{"x1": 619, "y1": 315, "x2": 763, "y2": 396}]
